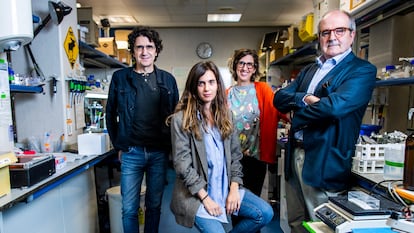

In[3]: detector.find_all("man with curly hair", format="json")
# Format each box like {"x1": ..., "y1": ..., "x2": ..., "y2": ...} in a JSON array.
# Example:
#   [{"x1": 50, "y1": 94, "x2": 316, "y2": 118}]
[{"x1": 106, "y1": 26, "x2": 179, "y2": 233}]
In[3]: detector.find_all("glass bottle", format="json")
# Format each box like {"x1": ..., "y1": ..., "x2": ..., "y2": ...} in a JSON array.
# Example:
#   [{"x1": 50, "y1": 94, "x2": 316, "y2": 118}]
[
  {"x1": 403, "y1": 129, "x2": 414, "y2": 190},
  {"x1": 404, "y1": 108, "x2": 414, "y2": 190}
]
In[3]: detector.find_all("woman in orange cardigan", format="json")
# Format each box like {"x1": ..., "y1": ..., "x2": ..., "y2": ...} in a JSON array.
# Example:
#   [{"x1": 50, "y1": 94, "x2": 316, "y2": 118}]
[{"x1": 226, "y1": 48, "x2": 288, "y2": 198}]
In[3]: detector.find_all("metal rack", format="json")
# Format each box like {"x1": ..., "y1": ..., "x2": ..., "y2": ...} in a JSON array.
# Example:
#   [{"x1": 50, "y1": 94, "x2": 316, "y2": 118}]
[{"x1": 79, "y1": 40, "x2": 128, "y2": 69}]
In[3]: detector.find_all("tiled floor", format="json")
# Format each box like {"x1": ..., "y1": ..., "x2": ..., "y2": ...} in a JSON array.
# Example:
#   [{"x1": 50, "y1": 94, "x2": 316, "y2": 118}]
[{"x1": 96, "y1": 160, "x2": 283, "y2": 233}]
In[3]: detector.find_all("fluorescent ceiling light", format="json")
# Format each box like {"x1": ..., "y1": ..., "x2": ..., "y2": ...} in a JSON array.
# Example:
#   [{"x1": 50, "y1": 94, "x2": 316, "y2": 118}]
[
  {"x1": 104, "y1": 15, "x2": 137, "y2": 24},
  {"x1": 207, "y1": 14, "x2": 241, "y2": 22}
]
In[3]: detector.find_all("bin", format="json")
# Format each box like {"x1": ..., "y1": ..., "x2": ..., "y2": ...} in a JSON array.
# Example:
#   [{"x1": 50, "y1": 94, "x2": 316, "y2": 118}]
[
  {"x1": 106, "y1": 185, "x2": 145, "y2": 233},
  {"x1": 107, "y1": 186, "x2": 123, "y2": 233}
]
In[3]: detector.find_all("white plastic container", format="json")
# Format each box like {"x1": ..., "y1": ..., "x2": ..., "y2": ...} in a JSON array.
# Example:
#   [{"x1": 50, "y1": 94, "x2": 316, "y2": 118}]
[
  {"x1": 107, "y1": 186, "x2": 123, "y2": 233},
  {"x1": 383, "y1": 143, "x2": 405, "y2": 180},
  {"x1": 77, "y1": 133, "x2": 110, "y2": 155},
  {"x1": 106, "y1": 185, "x2": 145, "y2": 233},
  {"x1": 0, "y1": 0, "x2": 33, "y2": 51}
]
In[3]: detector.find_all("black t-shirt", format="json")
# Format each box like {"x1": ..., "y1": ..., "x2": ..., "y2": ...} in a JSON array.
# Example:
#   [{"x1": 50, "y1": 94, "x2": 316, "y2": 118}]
[{"x1": 129, "y1": 71, "x2": 163, "y2": 148}]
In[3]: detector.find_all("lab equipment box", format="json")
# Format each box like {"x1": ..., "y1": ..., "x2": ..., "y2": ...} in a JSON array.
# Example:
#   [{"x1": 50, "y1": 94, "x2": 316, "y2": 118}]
[{"x1": 9, "y1": 155, "x2": 56, "y2": 188}]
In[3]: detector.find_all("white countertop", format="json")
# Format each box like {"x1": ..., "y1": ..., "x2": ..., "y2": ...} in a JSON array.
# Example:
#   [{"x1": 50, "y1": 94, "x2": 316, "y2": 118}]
[{"x1": 0, "y1": 151, "x2": 112, "y2": 211}]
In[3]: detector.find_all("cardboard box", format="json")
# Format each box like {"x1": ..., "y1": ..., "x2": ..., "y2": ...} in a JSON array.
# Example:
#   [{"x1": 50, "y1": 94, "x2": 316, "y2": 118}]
[
  {"x1": 315, "y1": 0, "x2": 340, "y2": 33},
  {"x1": 340, "y1": 0, "x2": 377, "y2": 14},
  {"x1": 114, "y1": 30, "x2": 132, "y2": 50},
  {"x1": 114, "y1": 30, "x2": 131, "y2": 42},
  {"x1": 96, "y1": 37, "x2": 118, "y2": 57},
  {"x1": 118, "y1": 49, "x2": 132, "y2": 65},
  {"x1": 0, "y1": 152, "x2": 17, "y2": 197},
  {"x1": 287, "y1": 26, "x2": 305, "y2": 49},
  {"x1": 77, "y1": 7, "x2": 99, "y2": 47},
  {"x1": 269, "y1": 43, "x2": 284, "y2": 62}
]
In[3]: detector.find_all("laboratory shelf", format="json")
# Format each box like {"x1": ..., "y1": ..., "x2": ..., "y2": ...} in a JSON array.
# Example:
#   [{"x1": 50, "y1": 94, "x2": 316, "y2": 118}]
[
  {"x1": 375, "y1": 76, "x2": 414, "y2": 87},
  {"x1": 79, "y1": 40, "x2": 128, "y2": 69},
  {"x1": 270, "y1": 41, "x2": 318, "y2": 66},
  {"x1": 10, "y1": 84, "x2": 43, "y2": 93}
]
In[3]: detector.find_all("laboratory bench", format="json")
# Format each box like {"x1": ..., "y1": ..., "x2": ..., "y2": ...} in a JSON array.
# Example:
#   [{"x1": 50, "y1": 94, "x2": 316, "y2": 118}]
[
  {"x1": 0, "y1": 150, "x2": 115, "y2": 233},
  {"x1": 302, "y1": 172, "x2": 412, "y2": 233}
]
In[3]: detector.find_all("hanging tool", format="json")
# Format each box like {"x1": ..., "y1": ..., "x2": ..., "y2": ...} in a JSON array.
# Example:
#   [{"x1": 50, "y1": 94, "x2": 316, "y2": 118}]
[
  {"x1": 69, "y1": 79, "x2": 75, "y2": 108},
  {"x1": 51, "y1": 76, "x2": 57, "y2": 94}
]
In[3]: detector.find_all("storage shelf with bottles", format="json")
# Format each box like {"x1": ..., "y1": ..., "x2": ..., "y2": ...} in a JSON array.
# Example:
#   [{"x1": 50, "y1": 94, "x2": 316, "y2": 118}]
[
  {"x1": 375, "y1": 77, "x2": 414, "y2": 87},
  {"x1": 79, "y1": 41, "x2": 128, "y2": 69}
]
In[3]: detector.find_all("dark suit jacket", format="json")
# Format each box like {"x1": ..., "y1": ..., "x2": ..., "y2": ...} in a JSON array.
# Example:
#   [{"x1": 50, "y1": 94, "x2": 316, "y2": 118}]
[{"x1": 273, "y1": 52, "x2": 377, "y2": 191}]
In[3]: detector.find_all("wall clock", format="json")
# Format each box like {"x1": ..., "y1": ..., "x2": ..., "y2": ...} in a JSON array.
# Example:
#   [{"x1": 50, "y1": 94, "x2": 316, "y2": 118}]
[{"x1": 196, "y1": 42, "x2": 213, "y2": 59}]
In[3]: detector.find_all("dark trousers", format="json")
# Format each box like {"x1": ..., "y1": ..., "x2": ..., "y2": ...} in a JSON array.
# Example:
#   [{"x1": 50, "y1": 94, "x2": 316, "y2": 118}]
[
  {"x1": 285, "y1": 147, "x2": 344, "y2": 233},
  {"x1": 232, "y1": 156, "x2": 267, "y2": 233}
]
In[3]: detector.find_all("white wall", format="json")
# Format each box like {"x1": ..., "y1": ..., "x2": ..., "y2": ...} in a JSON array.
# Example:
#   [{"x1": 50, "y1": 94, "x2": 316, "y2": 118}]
[
  {"x1": 87, "y1": 27, "x2": 280, "y2": 94},
  {"x1": 157, "y1": 27, "x2": 278, "y2": 92},
  {"x1": 10, "y1": 1, "x2": 283, "y2": 147},
  {"x1": 11, "y1": 0, "x2": 81, "y2": 147}
]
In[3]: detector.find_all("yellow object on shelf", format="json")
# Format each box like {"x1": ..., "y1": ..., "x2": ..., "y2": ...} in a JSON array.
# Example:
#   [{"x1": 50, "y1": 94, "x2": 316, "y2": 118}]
[
  {"x1": 299, "y1": 13, "x2": 317, "y2": 42},
  {"x1": 0, "y1": 152, "x2": 17, "y2": 197}
]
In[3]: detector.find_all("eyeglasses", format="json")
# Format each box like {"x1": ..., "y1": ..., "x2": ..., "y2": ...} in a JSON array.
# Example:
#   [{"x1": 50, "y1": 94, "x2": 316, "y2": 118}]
[
  {"x1": 134, "y1": 45, "x2": 156, "y2": 51},
  {"x1": 237, "y1": 61, "x2": 254, "y2": 69},
  {"x1": 319, "y1": 27, "x2": 352, "y2": 38}
]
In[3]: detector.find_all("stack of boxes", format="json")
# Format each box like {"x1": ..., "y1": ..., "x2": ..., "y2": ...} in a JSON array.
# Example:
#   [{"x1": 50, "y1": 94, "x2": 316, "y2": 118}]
[
  {"x1": 77, "y1": 8, "x2": 131, "y2": 65},
  {"x1": 114, "y1": 30, "x2": 132, "y2": 65},
  {"x1": 77, "y1": 7, "x2": 99, "y2": 47}
]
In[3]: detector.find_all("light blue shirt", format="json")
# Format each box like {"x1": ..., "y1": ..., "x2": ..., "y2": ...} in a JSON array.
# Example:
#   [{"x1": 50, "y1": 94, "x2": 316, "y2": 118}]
[
  {"x1": 306, "y1": 48, "x2": 352, "y2": 95},
  {"x1": 196, "y1": 125, "x2": 245, "y2": 222},
  {"x1": 196, "y1": 125, "x2": 229, "y2": 223}
]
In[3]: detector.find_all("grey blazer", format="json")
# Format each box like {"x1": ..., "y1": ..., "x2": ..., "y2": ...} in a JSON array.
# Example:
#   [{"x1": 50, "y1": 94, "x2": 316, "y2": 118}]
[{"x1": 169, "y1": 111, "x2": 244, "y2": 228}]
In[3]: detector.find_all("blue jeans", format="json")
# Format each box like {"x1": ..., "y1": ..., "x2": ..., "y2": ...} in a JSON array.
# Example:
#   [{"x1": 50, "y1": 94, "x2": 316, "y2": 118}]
[
  {"x1": 194, "y1": 190, "x2": 273, "y2": 233},
  {"x1": 121, "y1": 146, "x2": 167, "y2": 233}
]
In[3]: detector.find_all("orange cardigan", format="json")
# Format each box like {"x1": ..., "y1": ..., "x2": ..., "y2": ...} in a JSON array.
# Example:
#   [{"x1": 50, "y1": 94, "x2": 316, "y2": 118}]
[{"x1": 227, "y1": 82, "x2": 287, "y2": 164}]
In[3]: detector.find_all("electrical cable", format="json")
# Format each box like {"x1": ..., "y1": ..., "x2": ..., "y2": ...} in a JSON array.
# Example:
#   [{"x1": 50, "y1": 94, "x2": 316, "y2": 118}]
[{"x1": 389, "y1": 181, "x2": 409, "y2": 207}]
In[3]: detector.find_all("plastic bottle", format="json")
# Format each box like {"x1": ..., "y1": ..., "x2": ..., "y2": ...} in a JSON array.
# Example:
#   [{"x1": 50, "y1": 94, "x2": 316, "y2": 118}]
[
  {"x1": 383, "y1": 143, "x2": 405, "y2": 180},
  {"x1": 410, "y1": 60, "x2": 414, "y2": 77},
  {"x1": 8, "y1": 66, "x2": 14, "y2": 84},
  {"x1": 403, "y1": 108, "x2": 414, "y2": 190},
  {"x1": 383, "y1": 65, "x2": 396, "y2": 79}
]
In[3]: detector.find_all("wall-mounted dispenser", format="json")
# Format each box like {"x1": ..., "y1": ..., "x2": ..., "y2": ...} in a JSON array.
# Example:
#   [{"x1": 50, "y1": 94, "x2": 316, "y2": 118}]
[{"x1": 0, "y1": 0, "x2": 33, "y2": 52}]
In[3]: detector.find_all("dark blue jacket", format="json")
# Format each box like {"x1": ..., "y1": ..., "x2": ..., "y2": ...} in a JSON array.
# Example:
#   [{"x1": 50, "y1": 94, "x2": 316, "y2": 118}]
[
  {"x1": 106, "y1": 66, "x2": 179, "y2": 152},
  {"x1": 273, "y1": 52, "x2": 377, "y2": 190}
]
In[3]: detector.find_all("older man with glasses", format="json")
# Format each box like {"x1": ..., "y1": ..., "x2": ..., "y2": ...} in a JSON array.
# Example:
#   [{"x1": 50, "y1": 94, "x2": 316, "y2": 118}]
[{"x1": 273, "y1": 10, "x2": 377, "y2": 232}]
